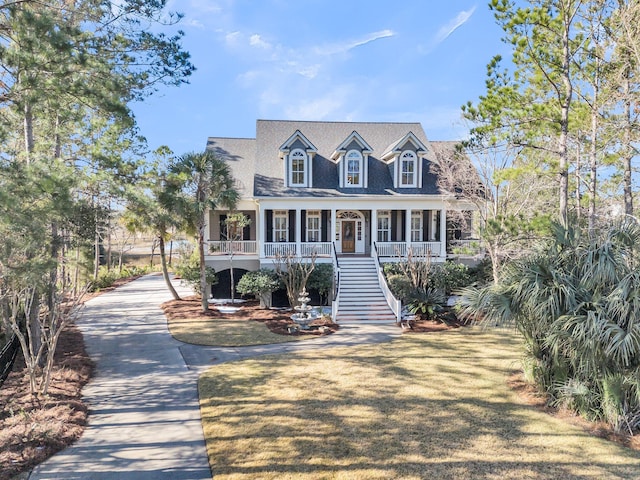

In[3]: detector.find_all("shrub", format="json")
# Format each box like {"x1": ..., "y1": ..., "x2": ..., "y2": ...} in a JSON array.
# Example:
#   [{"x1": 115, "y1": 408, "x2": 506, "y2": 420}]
[
  {"x1": 386, "y1": 274, "x2": 413, "y2": 302},
  {"x1": 429, "y1": 262, "x2": 472, "y2": 295},
  {"x1": 307, "y1": 264, "x2": 334, "y2": 305},
  {"x1": 407, "y1": 287, "x2": 447, "y2": 320},
  {"x1": 174, "y1": 253, "x2": 217, "y2": 295},
  {"x1": 90, "y1": 265, "x2": 151, "y2": 292},
  {"x1": 237, "y1": 269, "x2": 279, "y2": 307}
]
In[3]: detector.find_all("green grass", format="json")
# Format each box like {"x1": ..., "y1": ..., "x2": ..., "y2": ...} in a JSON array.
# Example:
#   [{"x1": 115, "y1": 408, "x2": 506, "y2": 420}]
[
  {"x1": 167, "y1": 316, "x2": 311, "y2": 347},
  {"x1": 199, "y1": 328, "x2": 640, "y2": 479}
]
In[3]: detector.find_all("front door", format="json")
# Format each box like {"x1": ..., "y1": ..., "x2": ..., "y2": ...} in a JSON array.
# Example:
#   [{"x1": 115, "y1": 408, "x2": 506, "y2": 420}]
[{"x1": 342, "y1": 221, "x2": 355, "y2": 253}]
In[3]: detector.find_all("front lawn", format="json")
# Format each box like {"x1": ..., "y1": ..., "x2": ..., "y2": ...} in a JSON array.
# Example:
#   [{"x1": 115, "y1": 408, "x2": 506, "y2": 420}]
[{"x1": 199, "y1": 329, "x2": 640, "y2": 479}]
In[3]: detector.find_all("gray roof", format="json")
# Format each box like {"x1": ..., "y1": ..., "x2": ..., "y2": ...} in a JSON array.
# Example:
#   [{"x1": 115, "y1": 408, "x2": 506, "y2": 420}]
[{"x1": 207, "y1": 120, "x2": 455, "y2": 199}]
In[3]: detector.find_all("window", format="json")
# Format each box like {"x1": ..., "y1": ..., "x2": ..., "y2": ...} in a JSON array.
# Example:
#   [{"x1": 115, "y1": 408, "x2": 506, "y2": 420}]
[
  {"x1": 400, "y1": 150, "x2": 417, "y2": 187},
  {"x1": 411, "y1": 211, "x2": 423, "y2": 242},
  {"x1": 345, "y1": 150, "x2": 362, "y2": 187},
  {"x1": 377, "y1": 210, "x2": 391, "y2": 242},
  {"x1": 273, "y1": 210, "x2": 288, "y2": 242},
  {"x1": 306, "y1": 210, "x2": 320, "y2": 242},
  {"x1": 290, "y1": 149, "x2": 306, "y2": 186}
]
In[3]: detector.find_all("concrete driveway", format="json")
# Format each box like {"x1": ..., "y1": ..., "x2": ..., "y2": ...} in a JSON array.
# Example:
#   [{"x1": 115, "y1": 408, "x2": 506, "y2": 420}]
[{"x1": 29, "y1": 274, "x2": 399, "y2": 480}]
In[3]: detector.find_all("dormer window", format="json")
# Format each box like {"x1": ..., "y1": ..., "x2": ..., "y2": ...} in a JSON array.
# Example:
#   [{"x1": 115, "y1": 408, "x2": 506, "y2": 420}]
[
  {"x1": 400, "y1": 150, "x2": 417, "y2": 187},
  {"x1": 345, "y1": 150, "x2": 363, "y2": 187},
  {"x1": 289, "y1": 149, "x2": 306, "y2": 186}
]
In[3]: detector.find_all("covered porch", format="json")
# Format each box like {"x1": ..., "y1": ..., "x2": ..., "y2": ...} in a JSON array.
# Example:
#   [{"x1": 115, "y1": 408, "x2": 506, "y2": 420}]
[{"x1": 206, "y1": 204, "x2": 467, "y2": 263}]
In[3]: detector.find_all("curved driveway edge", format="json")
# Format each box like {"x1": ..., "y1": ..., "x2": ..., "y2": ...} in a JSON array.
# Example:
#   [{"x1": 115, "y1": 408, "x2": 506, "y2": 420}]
[
  {"x1": 29, "y1": 274, "x2": 400, "y2": 479},
  {"x1": 30, "y1": 274, "x2": 209, "y2": 480}
]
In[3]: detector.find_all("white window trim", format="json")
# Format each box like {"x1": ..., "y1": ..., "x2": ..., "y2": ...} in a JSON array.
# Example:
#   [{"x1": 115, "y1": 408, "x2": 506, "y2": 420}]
[
  {"x1": 400, "y1": 150, "x2": 417, "y2": 187},
  {"x1": 411, "y1": 211, "x2": 423, "y2": 242},
  {"x1": 289, "y1": 148, "x2": 307, "y2": 187},
  {"x1": 306, "y1": 210, "x2": 321, "y2": 242},
  {"x1": 345, "y1": 149, "x2": 363, "y2": 187},
  {"x1": 273, "y1": 210, "x2": 288, "y2": 242},
  {"x1": 377, "y1": 210, "x2": 391, "y2": 242}
]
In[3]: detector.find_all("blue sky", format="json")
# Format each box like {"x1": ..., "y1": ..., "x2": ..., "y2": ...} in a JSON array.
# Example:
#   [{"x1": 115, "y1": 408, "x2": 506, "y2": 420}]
[{"x1": 133, "y1": 1, "x2": 508, "y2": 155}]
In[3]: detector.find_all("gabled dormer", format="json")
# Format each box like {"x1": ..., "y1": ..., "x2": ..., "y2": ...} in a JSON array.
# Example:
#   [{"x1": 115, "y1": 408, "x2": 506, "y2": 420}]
[
  {"x1": 330, "y1": 131, "x2": 373, "y2": 188},
  {"x1": 381, "y1": 131, "x2": 427, "y2": 189},
  {"x1": 278, "y1": 130, "x2": 318, "y2": 188}
]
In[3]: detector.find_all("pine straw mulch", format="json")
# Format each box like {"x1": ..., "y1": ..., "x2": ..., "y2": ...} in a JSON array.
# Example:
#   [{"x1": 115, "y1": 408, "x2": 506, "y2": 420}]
[
  {"x1": 161, "y1": 295, "x2": 339, "y2": 336},
  {"x1": 0, "y1": 323, "x2": 94, "y2": 480}
]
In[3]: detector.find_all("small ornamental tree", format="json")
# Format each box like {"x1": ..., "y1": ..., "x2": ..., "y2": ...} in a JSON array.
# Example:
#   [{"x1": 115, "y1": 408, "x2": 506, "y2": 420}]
[
  {"x1": 273, "y1": 252, "x2": 316, "y2": 308},
  {"x1": 236, "y1": 269, "x2": 279, "y2": 308}
]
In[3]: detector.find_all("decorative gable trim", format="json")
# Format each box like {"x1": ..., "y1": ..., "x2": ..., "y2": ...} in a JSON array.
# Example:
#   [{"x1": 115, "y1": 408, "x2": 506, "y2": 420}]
[
  {"x1": 381, "y1": 131, "x2": 427, "y2": 163},
  {"x1": 278, "y1": 129, "x2": 318, "y2": 157},
  {"x1": 331, "y1": 131, "x2": 372, "y2": 188},
  {"x1": 330, "y1": 131, "x2": 373, "y2": 161},
  {"x1": 279, "y1": 130, "x2": 317, "y2": 188}
]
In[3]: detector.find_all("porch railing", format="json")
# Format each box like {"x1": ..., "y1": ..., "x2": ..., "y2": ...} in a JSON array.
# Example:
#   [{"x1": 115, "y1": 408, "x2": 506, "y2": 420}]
[
  {"x1": 208, "y1": 240, "x2": 258, "y2": 255},
  {"x1": 373, "y1": 242, "x2": 402, "y2": 323},
  {"x1": 331, "y1": 243, "x2": 340, "y2": 322},
  {"x1": 375, "y1": 241, "x2": 442, "y2": 258},
  {"x1": 263, "y1": 242, "x2": 332, "y2": 258}
]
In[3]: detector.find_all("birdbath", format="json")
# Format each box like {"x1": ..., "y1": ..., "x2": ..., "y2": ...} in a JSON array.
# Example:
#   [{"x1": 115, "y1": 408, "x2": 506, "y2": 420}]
[{"x1": 291, "y1": 287, "x2": 317, "y2": 329}]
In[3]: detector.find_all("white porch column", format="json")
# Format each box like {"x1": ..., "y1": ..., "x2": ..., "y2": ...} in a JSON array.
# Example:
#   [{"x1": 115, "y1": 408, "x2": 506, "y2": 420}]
[
  {"x1": 405, "y1": 209, "x2": 412, "y2": 249},
  {"x1": 295, "y1": 208, "x2": 302, "y2": 257},
  {"x1": 331, "y1": 208, "x2": 337, "y2": 252},
  {"x1": 371, "y1": 208, "x2": 378, "y2": 250},
  {"x1": 259, "y1": 206, "x2": 266, "y2": 259},
  {"x1": 439, "y1": 209, "x2": 447, "y2": 258}
]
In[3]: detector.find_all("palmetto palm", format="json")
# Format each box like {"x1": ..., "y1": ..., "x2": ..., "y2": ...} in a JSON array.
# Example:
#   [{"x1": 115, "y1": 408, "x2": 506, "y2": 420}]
[
  {"x1": 165, "y1": 151, "x2": 239, "y2": 312},
  {"x1": 458, "y1": 220, "x2": 640, "y2": 434}
]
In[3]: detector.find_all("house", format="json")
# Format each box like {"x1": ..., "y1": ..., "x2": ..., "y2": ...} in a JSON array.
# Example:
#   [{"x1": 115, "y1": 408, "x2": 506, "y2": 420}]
[{"x1": 205, "y1": 120, "x2": 478, "y2": 320}]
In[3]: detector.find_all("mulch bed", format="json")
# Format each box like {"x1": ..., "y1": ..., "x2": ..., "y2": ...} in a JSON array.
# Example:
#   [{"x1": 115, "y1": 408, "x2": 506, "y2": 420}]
[
  {"x1": 401, "y1": 309, "x2": 471, "y2": 333},
  {"x1": 0, "y1": 324, "x2": 94, "y2": 480},
  {"x1": 162, "y1": 296, "x2": 340, "y2": 336}
]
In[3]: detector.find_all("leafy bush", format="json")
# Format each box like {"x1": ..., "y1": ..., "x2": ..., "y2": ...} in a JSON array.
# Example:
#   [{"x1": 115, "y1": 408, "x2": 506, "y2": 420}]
[
  {"x1": 307, "y1": 264, "x2": 334, "y2": 305},
  {"x1": 174, "y1": 253, "x2": 217, "y2": 295},
  {"x1": 386, "y1": 274, "x2": 414, "y2": 302},
  {"x1": 237, "y1": 269, "x2": 279, "y2": 307},
  {"x1": 468, "y1": 257, "x2": 493, "y2": 286},
  {"x1": 382, "y1": 262, "x2": 403, "y2": 277},
  {"x1": 429, "y1": 262, "x2": 472, "y2": 295},
  {"x1": 90, "y1": 265, "x2": 151, "y2": 292}
]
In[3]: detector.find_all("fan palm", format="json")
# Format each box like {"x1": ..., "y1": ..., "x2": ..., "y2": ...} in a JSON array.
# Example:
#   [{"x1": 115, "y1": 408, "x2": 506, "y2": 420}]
[
  {"x1": 165, "y1": 151, "x2": 239, "y2": 312},
  {"x1": 458, "y1": 219, "x2": 640, "y2": 433}
]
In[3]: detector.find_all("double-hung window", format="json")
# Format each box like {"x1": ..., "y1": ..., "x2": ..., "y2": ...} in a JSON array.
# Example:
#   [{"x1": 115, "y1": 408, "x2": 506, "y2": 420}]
[
  {"x1": 273, "y1": 210, "x2": 288, "y2": 242},
  {"x1": 400, "y1": 150, "x2": 417, "y2": 187},
  {"x1": 290, "y1": 149, "x2": 306, "y2": 186},
  {"x1": 411, "y1": 211, "x2": 423, "y2": 242},
  {"x1": 345, "y1": 150, "x2": 362, "y2": 187},
  {"x1": 306, "y1": 210, "x2": 321, "y2": 242},
  {"x1": 377, "y1": 210, "x2": 391, "y2": 242}
]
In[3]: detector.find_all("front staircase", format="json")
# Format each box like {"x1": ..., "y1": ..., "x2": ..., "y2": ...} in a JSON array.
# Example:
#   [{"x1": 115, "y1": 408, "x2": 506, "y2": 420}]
[{"x1": 335, "y1": 256, "x2": 398, "y2": 323}]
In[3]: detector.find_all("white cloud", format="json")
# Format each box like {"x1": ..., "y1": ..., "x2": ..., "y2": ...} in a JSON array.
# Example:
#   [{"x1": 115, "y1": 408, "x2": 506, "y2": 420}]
[
  {"x1": 314, "y1": 29, "x2": 395, "y2": 56},
  {"x1": 249, "y1": 34, "x2": 272, "y2": 50},
  {"x1": 225, "y1": 31, "x2": 241, "y2": 46},
  {"x1": 434, "y1": 7, "x2": 476, "y2": 44}
]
